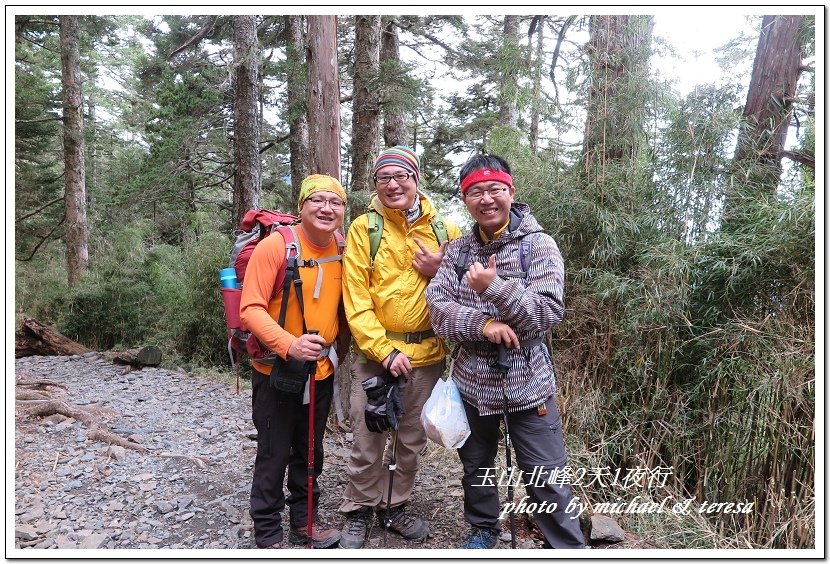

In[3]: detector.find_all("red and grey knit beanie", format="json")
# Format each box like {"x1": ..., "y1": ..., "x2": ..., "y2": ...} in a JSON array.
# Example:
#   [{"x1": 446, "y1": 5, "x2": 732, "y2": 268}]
[{"x1": 372, "y1": 145, "x2": 421, "y2": 185}]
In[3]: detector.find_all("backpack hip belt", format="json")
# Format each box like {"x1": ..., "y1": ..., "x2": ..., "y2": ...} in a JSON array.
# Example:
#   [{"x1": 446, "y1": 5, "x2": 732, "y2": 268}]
[{"x1": 385, "y1": 329, "x2": 436, "y2": 344}]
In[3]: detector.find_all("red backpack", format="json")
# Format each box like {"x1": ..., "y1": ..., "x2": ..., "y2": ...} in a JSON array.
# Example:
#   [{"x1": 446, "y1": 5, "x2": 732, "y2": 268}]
[{"x1": 220, "y1": 209, "x2": 345, "y2": 365}]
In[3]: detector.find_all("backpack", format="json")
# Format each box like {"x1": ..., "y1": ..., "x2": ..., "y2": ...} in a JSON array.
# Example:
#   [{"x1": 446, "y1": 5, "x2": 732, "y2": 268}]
[
  {"x1": 366, "y1": 208, "x2": 449, "y2": 270},
  {"x1": 220, "y1": 209, "x2": 346, "y2": 366}
]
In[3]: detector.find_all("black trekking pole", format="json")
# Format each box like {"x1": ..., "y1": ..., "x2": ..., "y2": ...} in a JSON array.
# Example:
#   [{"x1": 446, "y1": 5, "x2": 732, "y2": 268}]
[
  {"x1": 383, "y1": 430, "x2": 398, "y2": 548},
  {"x1": 306, "y1": 329, "x2": 319, "y2": 549},
  {"x1": 495, "y1": 344, "x2": 517, "y2": 549}
]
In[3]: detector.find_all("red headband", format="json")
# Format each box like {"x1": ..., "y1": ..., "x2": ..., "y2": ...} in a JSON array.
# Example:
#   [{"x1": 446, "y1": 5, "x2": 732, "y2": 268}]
[{"x1": 460, "y1": 169, "x2": 513, "y2": 194}]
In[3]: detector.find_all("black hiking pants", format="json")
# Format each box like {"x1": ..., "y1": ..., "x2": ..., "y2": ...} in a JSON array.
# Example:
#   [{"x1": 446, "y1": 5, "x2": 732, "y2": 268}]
[{"x1": 249, "y1": 367, "x2": 333, "y2": 547}]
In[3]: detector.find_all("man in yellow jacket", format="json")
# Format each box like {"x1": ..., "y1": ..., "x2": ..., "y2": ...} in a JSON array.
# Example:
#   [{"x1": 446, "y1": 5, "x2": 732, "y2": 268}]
[{"x1": 339, "y1": 146, "x2": 461, "y2": 548}]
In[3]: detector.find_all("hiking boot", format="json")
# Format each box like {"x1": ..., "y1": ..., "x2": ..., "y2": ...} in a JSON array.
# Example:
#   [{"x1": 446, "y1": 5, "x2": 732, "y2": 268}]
[
  {"x1": 460, "y1": 526, "x2": 499, "y2": 549},
  {"x1": 339, "y1": 507, "x2": 373, "y2": 549},
  {"x1": 288, "y1": 521, "x2": 341, "y2": 549},
  {"x1": 255, "y1": 541, "x2": 283, "y2": 549},
  {"x1": 378, "y1": 505, "x2": 429, "y2": 542}
]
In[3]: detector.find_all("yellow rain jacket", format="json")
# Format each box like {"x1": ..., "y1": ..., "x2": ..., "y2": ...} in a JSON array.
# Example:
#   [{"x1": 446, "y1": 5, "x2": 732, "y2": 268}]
[{"x1": 343, "y1": 192, "x2": 461, "y2": 367}]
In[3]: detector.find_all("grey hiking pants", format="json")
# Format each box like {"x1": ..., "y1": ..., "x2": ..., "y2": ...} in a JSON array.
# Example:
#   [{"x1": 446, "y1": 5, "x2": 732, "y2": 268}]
[{"x1": 458, "y1": 396, "x2": 586, "y2": 549}]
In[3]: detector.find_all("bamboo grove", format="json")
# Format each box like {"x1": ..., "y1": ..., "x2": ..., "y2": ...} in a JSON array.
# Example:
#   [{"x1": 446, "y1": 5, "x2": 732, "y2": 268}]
[{"x1": 13, "y1": 13, "x2": 816, "y2": 549}]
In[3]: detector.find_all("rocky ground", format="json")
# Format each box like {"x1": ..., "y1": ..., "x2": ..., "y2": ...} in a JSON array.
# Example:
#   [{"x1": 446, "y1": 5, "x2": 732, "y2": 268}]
[{"x1": 14, "y1": 353, "x2": 565, "y2": 553}]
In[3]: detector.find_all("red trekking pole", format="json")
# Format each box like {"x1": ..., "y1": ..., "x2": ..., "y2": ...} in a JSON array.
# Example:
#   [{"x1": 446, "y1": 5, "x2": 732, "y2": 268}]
[{"x1": 306, "y1": 330, "x2": 319, "y2": 549}]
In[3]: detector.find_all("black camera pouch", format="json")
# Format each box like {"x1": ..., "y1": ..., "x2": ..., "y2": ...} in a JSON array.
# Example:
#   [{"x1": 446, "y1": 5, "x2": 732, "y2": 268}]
[{"x1": 270, "y1": 357, "x2": 309, "y2": 394}]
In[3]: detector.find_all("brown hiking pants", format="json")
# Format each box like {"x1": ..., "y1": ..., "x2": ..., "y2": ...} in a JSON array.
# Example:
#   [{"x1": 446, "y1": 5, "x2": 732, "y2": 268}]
[{"x1": 339, "y1": 358, "x2": 443, "y2": 513}]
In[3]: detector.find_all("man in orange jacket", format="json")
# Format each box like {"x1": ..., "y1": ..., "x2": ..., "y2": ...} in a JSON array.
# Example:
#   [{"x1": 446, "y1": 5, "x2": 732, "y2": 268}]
[{"x1": 240, "y1": 174, "x2": 349, "y2": 549}]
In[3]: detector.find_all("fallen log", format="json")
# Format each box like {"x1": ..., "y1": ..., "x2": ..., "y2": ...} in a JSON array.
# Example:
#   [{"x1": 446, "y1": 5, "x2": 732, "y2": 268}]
[
  {"x1": 108, "y1": 346, "x2": 162, "y2": 367},
  {"x1": 15, "y1": 317, "x2": 91, "y2": 358}
]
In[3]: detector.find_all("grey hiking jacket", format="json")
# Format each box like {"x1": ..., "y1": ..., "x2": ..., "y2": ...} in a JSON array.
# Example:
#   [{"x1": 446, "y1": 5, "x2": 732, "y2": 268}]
[{"x1": 425, "y1": 203, "x2": 565, "y2": 416}]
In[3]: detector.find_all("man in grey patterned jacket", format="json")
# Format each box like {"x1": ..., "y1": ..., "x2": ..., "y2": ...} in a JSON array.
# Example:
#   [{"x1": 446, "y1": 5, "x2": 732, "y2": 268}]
[{"x1": 425, "y1": 153, "x2": 585, "y2": 550}]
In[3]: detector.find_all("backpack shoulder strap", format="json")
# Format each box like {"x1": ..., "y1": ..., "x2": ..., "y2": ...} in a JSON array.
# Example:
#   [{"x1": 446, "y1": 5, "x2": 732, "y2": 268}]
[
  {"x1": 306, "y1": 230, "x2": 345, "y2": 299},
  {"x1": 430, "y1": 214, "x2": 449, "y2": 246},
  {"x1": 518, "y1": 234, "x2": 534, "y2": 274},
  {"x1": 271, "y1": 225, "x2": 301, "y2": 300},
  {"x1": 496, "y1": 233, "x2": 536, "y2": 280},
  {"x1": 334, "y1": 230, "x2": 346, "y2": 253},
  {"x1": 454, "y1": 242, "x2": 471, "y2": 282},
  {"x1": 367, "y1": 209, "x2": 383, "y2": 271},
  {"x1": 278, "y1": 224, "x2": 345, "y2": 301},
  {"x1": 274, "y1": 225, "x2": 304, "y2": 327},
  {"x1": 367, "y1": 209, "x2": 446, "y2": 272}
]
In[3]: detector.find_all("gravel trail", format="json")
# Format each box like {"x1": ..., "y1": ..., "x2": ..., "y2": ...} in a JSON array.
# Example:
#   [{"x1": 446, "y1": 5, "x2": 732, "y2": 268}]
[{"x1": 14, "y1": 353, "x2": 545, "y2": 552}]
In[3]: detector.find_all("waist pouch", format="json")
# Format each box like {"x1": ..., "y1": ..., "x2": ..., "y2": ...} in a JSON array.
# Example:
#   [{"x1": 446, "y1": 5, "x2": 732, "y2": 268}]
[{"x1": 270, "y1": 356, "x2": 310, "y2": 394}]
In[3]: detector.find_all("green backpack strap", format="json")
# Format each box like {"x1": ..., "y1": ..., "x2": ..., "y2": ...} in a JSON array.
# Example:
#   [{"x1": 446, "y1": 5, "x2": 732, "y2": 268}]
[
  {"x1": 366, "y1": 208, "x2": 448, "y2": 271},
  {"x1": 367, "y1": 209, "x2": 383, "y2": 271},
  {"x1": 430, "y1": 216, "x2": 448, "y2": 246}
]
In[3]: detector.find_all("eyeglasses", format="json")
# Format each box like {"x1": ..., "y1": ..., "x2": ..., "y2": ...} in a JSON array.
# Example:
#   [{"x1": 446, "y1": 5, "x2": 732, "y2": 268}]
[
  {"x1": 306, "y1": 196, "x2": 345, "y2": 210},
  {"x1": 373, "y1": 172, "x2": 414, "y2": 185},
  {"x1": 464, "y1": 186, "x2": 508, "y2": 200}
]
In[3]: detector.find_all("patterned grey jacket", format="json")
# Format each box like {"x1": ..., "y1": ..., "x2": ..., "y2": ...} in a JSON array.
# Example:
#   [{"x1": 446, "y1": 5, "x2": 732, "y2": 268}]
[{"x1": 425, "y1": 203, "x2": 565, "y2": 416}]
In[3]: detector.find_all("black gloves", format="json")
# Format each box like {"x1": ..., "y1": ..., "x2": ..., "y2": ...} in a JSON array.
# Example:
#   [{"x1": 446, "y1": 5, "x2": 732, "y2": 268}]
[{"x1": 362, "y1": 372, "x2": 405, "y2": 433}]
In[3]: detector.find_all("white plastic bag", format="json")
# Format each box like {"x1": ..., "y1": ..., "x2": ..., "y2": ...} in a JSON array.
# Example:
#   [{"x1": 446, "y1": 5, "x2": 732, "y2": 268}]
[{"x1": 421, "y1": 377, "x2": 471, "y2": 449}]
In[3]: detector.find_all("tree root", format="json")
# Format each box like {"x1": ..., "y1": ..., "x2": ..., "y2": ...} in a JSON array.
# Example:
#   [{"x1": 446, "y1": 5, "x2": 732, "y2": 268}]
[
  {"x1": 87, "y1": 427, "x2": 148, "y2": 453},
  {"x1": 16, "y1": 397, "x2": 149, "y2": 454},
  {"x1": 17, "y1": 398, "x2": 97, "y2": 425},
  {"x1": 16, "y1": 390, "x2": 53, "y2": 401},
  {"x1": 15, "y1": 377, "x2": 219, "y2": 462},
  {"x1": 16, "y1": 374, "x2": 69, "y2": 391}
]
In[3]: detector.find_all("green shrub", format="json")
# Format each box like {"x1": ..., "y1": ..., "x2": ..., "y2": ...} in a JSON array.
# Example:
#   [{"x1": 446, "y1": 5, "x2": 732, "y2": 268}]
[
  {"x1": 59, "y1": 220, "x2": 164, "y2": 349},
  {"x1": 14, "y1": 245, "x2": 68, "y2": 325},
  {"x1": 155, "y1": 230, "x2": 231, "y2": 368}
]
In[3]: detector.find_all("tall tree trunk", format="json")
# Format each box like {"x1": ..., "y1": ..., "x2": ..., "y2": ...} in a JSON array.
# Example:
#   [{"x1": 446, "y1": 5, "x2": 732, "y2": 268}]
[
  {"x1": 60, "y1": 15, "x2": 88, "y2": 287},
  {"x1": 307, "y1": 16, "x2": 341, "y2": 180},
  {"x1": 87, "y1": 79, "x2": 97, "y2": 199},
  {"x1": 232, "y1": 16, "x2": 261, "y2": 228},
  {"x1": 723, "y1": 15, "x2": 805, "y2": 230},
  {"x1": 350, "y1": 15, "x2": 381, "y2": 222},
  {"x1": 380, "y1": 17, "x2": 407, "y2": 146},
  {"x1": 286, "y1": 15, "x2": 310, "y2": 207},
  {"x1": 530, "y1": 16, "x2": 546, "y2": 154},
  {"x1": 498, "y1": 15, "x2": 520, "y2": 127},
  {"x1": 582, "y1": 15, "x2": 654, "y2": 182}
]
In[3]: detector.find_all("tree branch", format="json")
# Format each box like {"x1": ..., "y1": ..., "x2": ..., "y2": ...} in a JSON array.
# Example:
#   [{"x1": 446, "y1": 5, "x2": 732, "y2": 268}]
[
  {"x1": 19, "y1": 34, "x2": 58, "y2": 54},
  {"x1": 398, "y1": 41, "x2": 446, "y2": 65},
  {"x1": 17, "y1": 213, "x2": 65, "y2": 262},
  {"x1": 392, "y1": 20, "x2": 462, "y2": 59},
  {"x1": 780, "y1": 150, "x2": 815, "y2": 169},
  {"x1": 16, "y1": 195, "x2": 64, "y2": 222},
  {"x1": 550, "y1": 16, "x2": 577, "y2": 101},
  {"x1": 191, "y1": 170, "x2": 235, "y2": 191},
  {"x1": 259, "y1": 133, "x2": 290, "y2": 154},
  {"x1": 16, "y1": 116, "x2": 62, "y2": 125},
  {"x1": 168, "y1": 15, "x2": 219, "y2": 59}
]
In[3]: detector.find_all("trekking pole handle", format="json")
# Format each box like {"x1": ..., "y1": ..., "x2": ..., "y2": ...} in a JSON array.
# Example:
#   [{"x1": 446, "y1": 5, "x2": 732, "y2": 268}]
[{"x1": 307, "y1": 330, "x2": 319, "y2": 374}]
